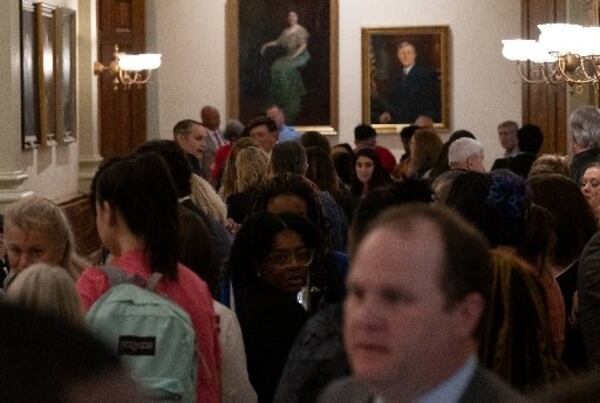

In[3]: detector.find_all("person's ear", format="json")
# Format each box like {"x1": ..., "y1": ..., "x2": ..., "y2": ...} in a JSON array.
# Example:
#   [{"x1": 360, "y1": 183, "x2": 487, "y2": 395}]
[
  {"x1": 451, "y1": 292, "x2": 485, "y2": 339},
  {"x1": 97, "y1": 201, "x2": 117, "y2": 225}
]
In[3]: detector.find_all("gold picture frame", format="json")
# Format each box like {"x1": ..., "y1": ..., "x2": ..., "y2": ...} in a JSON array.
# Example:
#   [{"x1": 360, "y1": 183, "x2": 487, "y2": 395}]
[
  {"x1": 21, "y1": 0, "x2": 40, "y2": 149},
  {"x1": 226, "y1": 0, "x2": 339, "y2": 135},
  {"x1": 55, "y1": 7, "x2": 76, "y2": 143},
  {"x1": 362, "y1": 26, "x2": 450, "y2": 134},
  {"x1": 35, "y1": 1, "x2": 57, "y2": 147}
]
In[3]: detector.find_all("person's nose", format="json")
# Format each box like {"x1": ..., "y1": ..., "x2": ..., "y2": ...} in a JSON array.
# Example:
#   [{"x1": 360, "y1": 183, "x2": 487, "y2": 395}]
[{"x1": 352, "y1": 294, "x2": 384, "y2": 331}]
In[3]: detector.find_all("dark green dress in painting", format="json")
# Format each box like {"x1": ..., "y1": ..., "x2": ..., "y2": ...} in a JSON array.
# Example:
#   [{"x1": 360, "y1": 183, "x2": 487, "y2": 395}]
[{"x1": 269, "y1": 25, "x2": 310, "y2": 123}]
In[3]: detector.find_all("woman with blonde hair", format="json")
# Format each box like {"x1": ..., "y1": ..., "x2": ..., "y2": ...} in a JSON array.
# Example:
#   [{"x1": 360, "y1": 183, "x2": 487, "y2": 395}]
[
  {"x1": 226, "y1": 146, "x2": 270, "y2": 224},
  {"x1": 219, "y1": 137, "x2": 258, "y2": 200},
  {"x1": 5, "y1": 263, "x2": 84, "y2": 325},
  {"x1": 407, "y1": 128, "x2": 443, "y2": 179},
  {"x1": 3, "y1": 197, "x2": 87, "y2": 286}
]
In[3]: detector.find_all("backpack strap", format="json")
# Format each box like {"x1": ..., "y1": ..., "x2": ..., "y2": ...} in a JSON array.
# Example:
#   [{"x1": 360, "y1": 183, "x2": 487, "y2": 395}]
[
  {"x1": 99, "y1": 265, "x2": 163, "y2": 291},
  {"x1": 146, "y1": 272, "x2": 163, "y2": 292},
  {"x1": 99, "y1": 266, "x2": 129, "y2": 287}
]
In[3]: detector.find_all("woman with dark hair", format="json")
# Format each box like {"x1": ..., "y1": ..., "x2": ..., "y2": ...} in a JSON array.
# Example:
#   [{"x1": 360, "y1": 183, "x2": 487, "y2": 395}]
[
  {"x1": 529, "y1": 174, "x2": 598, "y2": 370},
  {"x1": 76, "y1": 153, "x2": 220, "y2": 403},
  {"x1": 253, "y1": 173, "x2": 328, "y2": 241},
  {"x1": 443, "y1": 170, "x2": 567, "y2": 388},
  {"x1": 229, "y1": 212, "x2": 323, "y2": 402},
  {"x1": 305, "y1": 146, "x2": 357, "y2": 222},
  {"x1": 331, "y1": 145, "x2": 356, "y2": 189},
  {"x1": 351, "y1": 147, "x2": 391, "y2": 198},
  {"x1": 275, "y1": 179, "x2": 434, "y2": 403}
]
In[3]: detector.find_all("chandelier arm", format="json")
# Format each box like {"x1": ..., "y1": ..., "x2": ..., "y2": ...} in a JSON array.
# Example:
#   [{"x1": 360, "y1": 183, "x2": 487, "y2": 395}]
[
  {"x1": 557, "y1": 56, "x2": 595, "y2": 84},
  {"x1": 576, "y1": 57, "x2": 596, "y2": 81},
  {"x1": 137, "y1": 70, "x2": 152, "y2": 84},
  {"x1": 540, "y1": 63, "x2": 557, "y2": 84},
  {"x1": 516, "y1": 61, "x2": 545, "y2": 84},
  {"x1": 591, "y1": 56, "x2": 600, "y2": 83}
]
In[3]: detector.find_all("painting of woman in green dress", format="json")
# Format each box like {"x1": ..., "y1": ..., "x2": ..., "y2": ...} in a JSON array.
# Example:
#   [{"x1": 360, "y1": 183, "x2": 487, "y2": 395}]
[
  {"x1": 260, "y1": 11, "x2": 310, "y2": 123},
  {"x1": 235, "y1": 0, "x2": 334, "y2": 128}
]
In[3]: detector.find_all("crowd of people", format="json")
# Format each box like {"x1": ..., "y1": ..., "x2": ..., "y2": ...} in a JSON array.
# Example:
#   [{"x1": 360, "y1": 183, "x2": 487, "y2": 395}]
[{"x1": 3, "y1": 104, "x2": 600, "y2": 402}]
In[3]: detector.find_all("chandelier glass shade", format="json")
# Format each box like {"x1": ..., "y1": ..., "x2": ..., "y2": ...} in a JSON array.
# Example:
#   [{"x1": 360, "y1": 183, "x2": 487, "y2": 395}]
[
  {"x1": 94, "y1": 45, "x2": 162, "y2": 90},
  {"x1": 502, "y1": 23, "x2": 600, "y2": 92}
]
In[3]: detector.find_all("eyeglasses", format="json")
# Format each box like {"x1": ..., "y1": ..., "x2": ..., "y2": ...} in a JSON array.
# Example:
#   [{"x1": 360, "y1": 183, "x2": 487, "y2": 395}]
[{"x1": 266, "y1": 248, "x2": 315, "y2": 268}]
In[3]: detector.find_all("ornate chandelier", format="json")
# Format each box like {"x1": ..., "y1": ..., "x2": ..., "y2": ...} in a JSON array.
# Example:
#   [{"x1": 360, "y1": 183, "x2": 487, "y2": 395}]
[{"x1": 502, "y1": 23, "x2": 600, "y2": 93}]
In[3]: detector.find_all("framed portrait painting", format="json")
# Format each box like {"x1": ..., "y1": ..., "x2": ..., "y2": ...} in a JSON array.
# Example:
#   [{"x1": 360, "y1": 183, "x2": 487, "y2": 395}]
[
  {"x1": 20, "y1": 0, "x2": 40, "y2": 149},
  {"x1": 55, "y1": 7, "x2": 76, "y2": 143},
  {"x1": 227, "y1": 0, "x2": 338, "y2": 134},
  {"x1": 362, "y1": 26, "x2": 450, "y2": 133},
  {"x1": 35, "y1": 1, "x2": 57, "y2": 146}
]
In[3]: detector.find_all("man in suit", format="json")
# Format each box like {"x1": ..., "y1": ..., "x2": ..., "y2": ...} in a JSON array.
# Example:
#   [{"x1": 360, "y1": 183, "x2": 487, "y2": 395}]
[
  {"x1": 379, "y1": 42, "x2": 439, "y2": 124},
  {"x1": 173, "y1": 119, "x2": 207, "y2": 176},
  {"x1": 491, "y1": 124, "x2": 543, "y2": 178},
  {"x1": 200, "y1": 105, "x2": 227, "y2": 186},
  {"x1": 569, "y1": 105, "x2": 600, "y2": 185},
  {"x1": 497, "y1": 120, "x2": 520, "y2": 157},
  {"x1": 319, "y1": 204, "x2": 526, "y2": 403}
]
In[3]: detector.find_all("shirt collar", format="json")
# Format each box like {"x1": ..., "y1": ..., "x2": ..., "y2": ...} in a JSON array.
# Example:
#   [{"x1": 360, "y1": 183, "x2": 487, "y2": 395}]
[{"x1": 374, "y1": 355, "x2": 478, "y2": 403}]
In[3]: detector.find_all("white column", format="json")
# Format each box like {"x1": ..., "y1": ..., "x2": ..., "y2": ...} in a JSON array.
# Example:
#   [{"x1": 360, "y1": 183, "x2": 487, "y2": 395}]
[
  {"x1": 0, "y1": 2, "x2": 35, "y2": 210},
  {"x1": 77, "y1": 0, "x2": 102, "y2": 194}
]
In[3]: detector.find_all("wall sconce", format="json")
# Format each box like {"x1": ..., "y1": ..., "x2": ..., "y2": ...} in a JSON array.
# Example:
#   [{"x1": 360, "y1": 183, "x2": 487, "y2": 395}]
[{"x1": 94, "y1": 44, "x2": 162, "y2": 90}]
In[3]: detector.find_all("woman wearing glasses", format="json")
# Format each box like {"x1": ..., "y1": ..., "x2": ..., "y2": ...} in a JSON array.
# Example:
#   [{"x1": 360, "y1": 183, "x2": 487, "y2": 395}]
[{"x1": 228, "y1": 211, "x2": 323, "y2": 403}]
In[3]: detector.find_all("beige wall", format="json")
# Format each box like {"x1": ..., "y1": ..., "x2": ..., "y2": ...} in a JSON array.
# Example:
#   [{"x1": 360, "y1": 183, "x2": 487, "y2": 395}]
[{"x1": 148, "y1": 0, "x2": 522, "y2": 167}]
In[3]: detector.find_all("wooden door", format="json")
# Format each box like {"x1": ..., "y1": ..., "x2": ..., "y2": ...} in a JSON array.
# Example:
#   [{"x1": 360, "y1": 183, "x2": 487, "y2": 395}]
[
  {"x1": 97, "y1": 0, "x2": 146, "y2": 158},
  {"x1": 521, "y1": 0, "x2": 567, "y2": 154}
]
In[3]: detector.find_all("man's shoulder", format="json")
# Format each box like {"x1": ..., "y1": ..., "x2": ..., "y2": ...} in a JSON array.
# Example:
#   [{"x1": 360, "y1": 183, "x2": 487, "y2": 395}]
[
  {"x1": 318, "y1": 377, "x2": 372, "y2": 403},
  {"x1": 460, "y1": 366, "x2": 528, "y2": 403},
  {"x1": 279, "y1": 125, "x2": 301, "y2": 142}
]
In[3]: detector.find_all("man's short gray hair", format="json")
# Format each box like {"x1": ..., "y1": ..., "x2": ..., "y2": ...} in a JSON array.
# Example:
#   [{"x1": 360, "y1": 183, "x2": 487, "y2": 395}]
[
  {"x1": 570, "y1": 105, "x2": 600, "y2": 149},
  {"x1": 448, "y1": 138, "x2": 484, "y2": 165},
  {"x1": 497, "y1": 120, "x2": 518, "y2": 132}
]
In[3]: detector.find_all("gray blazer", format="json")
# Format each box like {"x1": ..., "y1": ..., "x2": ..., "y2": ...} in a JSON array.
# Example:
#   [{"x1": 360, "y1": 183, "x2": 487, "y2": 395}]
[{"x1": 318, "y1": 366, "x2": 528, "y2": 403}]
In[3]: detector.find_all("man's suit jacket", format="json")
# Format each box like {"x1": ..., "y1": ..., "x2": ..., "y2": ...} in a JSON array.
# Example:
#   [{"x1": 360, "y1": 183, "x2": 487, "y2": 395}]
[
  {"x1": 386, "y1": 64, "x2": 439, "y2": 123},
  {"x1": 491, "y1": 153, "x2": 537, "y2": 178},
  {"x1": 318, "y1": 366, "x2": 528, "y2": 403}
]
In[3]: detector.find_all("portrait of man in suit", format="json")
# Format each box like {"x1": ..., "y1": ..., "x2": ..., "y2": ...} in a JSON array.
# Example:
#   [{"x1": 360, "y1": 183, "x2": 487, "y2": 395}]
[
  {"x1": 378, "y1": 42, "x2": 439, "y2": 124},
  {"x1": 364, "y1": 27, "x2": 448, "y2": 128}
]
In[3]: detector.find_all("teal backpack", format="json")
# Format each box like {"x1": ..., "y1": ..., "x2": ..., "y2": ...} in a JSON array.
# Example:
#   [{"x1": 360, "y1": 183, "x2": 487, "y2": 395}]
[{"x1": 86, "y1": 266, "x2": 197, "y2": 402}]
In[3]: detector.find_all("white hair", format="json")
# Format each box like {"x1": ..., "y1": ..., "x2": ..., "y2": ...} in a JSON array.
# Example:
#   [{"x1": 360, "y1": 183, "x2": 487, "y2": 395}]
[
  {"x1": 448, "y1": 138, "x2": 484, "y2": 164},
  {"x1": 570, "y1": 105, "x2": 600, "y2": 148}
]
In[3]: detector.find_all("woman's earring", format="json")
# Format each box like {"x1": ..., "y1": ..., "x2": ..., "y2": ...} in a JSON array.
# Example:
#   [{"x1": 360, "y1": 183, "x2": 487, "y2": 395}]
[{"x1": 256, "y1": 270, "x2": 262, "y2": 278}]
